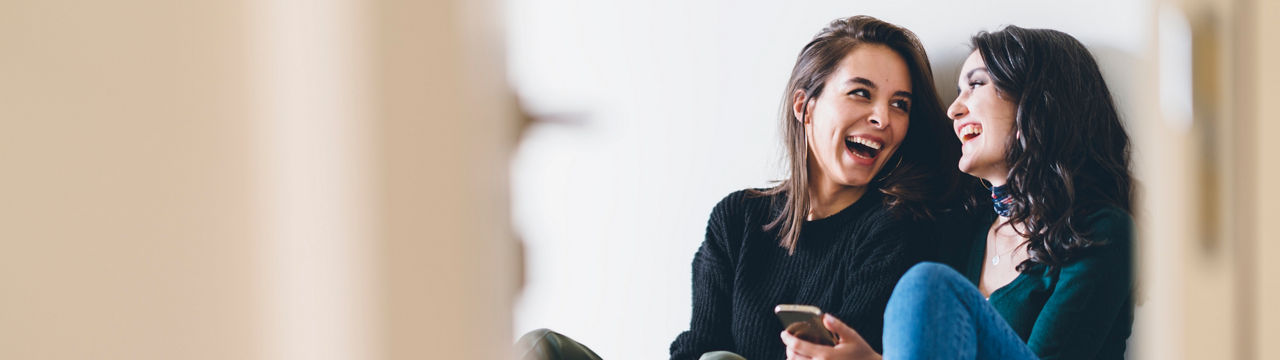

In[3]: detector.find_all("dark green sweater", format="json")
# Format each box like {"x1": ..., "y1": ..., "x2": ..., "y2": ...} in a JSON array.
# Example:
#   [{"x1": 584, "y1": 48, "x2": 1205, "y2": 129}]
[{"x1": 945, "y1": 208, "x2": 1134, "y2": 360}]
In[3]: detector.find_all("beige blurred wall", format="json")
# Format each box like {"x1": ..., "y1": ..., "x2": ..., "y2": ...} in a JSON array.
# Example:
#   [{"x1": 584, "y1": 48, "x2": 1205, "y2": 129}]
[
  {"x1": 372, "y1": 0, "x2": 521, "y2": 358},
  {"x1": 0, "y1": 0, "x2": 519, "y2": 359},
  {"x1": 1137, "y1": 0, "x2": 1279, "y2": 359},
  {"x1": 1251, "y1": 0, "x2": 1279, "y2": 357},
  {"x1": 0, "y1": 1, "x2": 259, "y2": 358}
]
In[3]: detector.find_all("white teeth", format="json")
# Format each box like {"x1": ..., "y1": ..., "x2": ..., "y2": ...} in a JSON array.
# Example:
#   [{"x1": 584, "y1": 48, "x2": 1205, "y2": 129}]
[
  {"x1": 959, "y1": 124, "x2": 982, "y2": 137},
  {"x1": 846, "y1": 136, "x2": 882, "y2": 150}
]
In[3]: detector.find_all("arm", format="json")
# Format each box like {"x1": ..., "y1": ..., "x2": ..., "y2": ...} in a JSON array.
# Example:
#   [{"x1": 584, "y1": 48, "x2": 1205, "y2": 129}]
[
  {"x1": 1026, "y1": 209, "x2": 1134, "y2": 359},
  {"x1": 669, "y1": 195, "x2": 741, "y2": 360}
]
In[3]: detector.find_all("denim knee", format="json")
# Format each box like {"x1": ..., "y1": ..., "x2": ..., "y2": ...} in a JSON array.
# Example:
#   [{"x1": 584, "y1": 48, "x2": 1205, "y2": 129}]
[{"x1": 893, "y1": 262, "x2": 966, "y2": 297}]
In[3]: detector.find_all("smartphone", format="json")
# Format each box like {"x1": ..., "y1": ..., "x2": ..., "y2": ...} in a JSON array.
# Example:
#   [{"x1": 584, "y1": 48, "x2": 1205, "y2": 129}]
[{"x1": 774, "y1": 304, "x2": 837, "y2": 346}]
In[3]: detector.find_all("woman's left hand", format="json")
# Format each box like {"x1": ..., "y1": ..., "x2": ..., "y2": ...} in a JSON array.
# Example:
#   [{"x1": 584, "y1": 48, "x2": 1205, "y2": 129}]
[{"x1": 779, "y1": 314, "x2": 882, "y2": 360}]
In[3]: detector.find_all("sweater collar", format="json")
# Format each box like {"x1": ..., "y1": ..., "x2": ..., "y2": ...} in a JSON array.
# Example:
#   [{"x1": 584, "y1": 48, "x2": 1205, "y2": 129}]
[{"x1": 804, "y1": 190, "x2": 881, "y2": 231}]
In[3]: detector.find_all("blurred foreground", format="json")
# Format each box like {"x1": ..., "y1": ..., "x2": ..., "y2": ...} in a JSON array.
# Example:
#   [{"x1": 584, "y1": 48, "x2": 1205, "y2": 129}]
[{"x1": 1, "y1": 0, "x2": 1277, "y2": 359}]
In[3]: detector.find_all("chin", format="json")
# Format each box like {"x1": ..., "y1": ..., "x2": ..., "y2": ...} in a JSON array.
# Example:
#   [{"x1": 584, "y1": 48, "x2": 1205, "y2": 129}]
[
  {"x1": 838, "y1": 172, "x2": 874, "y2": 187},
  {"x1": 957, "y1": 155, "x2": 984, "y2": 176},
  {"x1": 959, "y1": 168, "x2": 983, "y2": 179}
]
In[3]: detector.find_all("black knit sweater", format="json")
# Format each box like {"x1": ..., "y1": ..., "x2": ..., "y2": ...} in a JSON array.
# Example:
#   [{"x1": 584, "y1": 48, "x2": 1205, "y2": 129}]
[{"x1": 669, "y1": 189, "x2": 932, "y2": 360}]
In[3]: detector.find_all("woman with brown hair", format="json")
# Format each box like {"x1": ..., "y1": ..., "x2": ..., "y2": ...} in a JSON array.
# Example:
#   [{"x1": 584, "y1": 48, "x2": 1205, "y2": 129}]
[
  {"x1": 665, "y1": 15, "x2": 964, "y2": 360},
  {"x1": 517, "y1": 15, "x2": 965, "y2": 360}
]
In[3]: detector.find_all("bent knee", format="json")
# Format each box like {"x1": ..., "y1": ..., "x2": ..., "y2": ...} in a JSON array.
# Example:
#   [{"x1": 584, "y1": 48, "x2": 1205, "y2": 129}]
[
  {"x1": 896, "y1": 262, "x2": 965, "y2": 291},
  {"x1": 516, "y1": 328, "x2": 564, "y2": 354},
  {"x1": 518, "y1": 328, "x2": 558, "y2": 343}
]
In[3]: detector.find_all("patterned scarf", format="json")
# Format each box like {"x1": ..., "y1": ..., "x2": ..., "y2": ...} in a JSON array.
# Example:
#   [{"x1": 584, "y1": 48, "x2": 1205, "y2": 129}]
[{"x1": 991, "y1": 184, "x2": 1014, "y2": 217}]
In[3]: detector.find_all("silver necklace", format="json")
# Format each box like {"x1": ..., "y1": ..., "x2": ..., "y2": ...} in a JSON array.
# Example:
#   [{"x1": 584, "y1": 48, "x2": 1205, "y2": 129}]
[
  {"x1": 991, "y1": 243, "x2": 1016, "y2": 265},
  {"x1": 989, "y1": 229, "x2": 1021, "y2": 266}
]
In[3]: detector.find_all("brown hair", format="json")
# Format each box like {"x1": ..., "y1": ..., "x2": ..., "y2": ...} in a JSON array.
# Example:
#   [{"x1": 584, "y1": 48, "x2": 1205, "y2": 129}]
[{"x1": 753, "y1": 15, "x2": 966, "y2": 254}]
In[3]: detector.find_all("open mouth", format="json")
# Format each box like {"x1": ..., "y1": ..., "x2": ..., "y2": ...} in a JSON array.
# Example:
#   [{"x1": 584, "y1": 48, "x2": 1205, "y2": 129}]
[
  {"x1": 845, "y1": 135, "x2": 883, "y2": 160},
  {"x1": 959, "y1": 123, "x2": 983, "y2": 143}
]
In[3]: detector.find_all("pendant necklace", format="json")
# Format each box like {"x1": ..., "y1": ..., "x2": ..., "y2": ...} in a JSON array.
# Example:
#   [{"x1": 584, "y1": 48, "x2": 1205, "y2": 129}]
[
  {"x1": 990, "y1": 235, "x2": 1021, "y2": 266},
  {"x1": 991, "y1": 243, "x2": 1008, "y2": 265}
]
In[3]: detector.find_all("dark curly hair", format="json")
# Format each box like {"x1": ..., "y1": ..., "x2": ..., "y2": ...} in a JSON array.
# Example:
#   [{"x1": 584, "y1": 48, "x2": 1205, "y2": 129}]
[
  {"x1": 971, "y1": 26, "x2": 1133, "y2": 271},
  {"x1": 754, "y1": 15, "x2": 967, "y2": 254}
]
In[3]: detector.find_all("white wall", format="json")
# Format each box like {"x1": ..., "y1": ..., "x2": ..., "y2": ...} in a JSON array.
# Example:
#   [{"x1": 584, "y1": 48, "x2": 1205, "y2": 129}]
[{"x1": 507, "y1": 1, "x2": 1151, "y2": 359}]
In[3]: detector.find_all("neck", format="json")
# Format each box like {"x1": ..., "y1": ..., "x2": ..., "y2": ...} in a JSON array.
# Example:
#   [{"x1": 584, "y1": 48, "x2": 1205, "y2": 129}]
[
  {"x1": 989, "y1": 178, "x2": 1014, "y2": 218},
  {"x1": 806, "y1": 173, "x2": 866, "y2": 221},
  {"x1": 991, "y1": 217, "x2": 1028, "y2": 244},
  {"x1": 987, "y1": 175, "x2": 1020, "y2": 233}
]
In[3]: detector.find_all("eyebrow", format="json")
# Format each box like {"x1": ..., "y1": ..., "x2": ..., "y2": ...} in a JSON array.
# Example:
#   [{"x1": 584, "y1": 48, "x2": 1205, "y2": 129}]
[
  {"x1": 847, "y1": 77, "x2": 913, "y2": 99},
  {"x1": 958, "y1": 67, "x2": 991, "y2": 93},
  {"x1": 964, "y1": 67, "x2": 989, "y2": 81}
]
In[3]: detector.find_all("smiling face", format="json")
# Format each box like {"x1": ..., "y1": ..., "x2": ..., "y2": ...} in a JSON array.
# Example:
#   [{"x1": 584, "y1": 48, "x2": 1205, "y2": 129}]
[
  {"x1": 795, "y1": 44, "x2": 912, "y2": 190},
  {"x1": 948, "y1": 51, "x2": 1019, "y2": 184}
]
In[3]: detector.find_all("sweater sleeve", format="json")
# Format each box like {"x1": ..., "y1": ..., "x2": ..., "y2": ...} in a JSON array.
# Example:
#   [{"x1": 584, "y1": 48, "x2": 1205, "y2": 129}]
[
  {"x1": 1026, "y1": 208, "x2": 1134, "y2": 360},
  {"x1": 669, "y1": 193, "x2": 743, "y2": 360}
]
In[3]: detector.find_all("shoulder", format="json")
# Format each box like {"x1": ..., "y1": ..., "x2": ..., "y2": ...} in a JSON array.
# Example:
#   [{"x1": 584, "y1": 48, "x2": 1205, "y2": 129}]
[
  {"x1": 1081, "y1": 206, "x2": 1133, "y2": 246},
  {"x1": 711, "y1": 188, "x2": 761, "y2": 211},
  {"x1": 1054, "y1": 206, "x2": 1133, "y2": 271},
  {"x1": 708, "y1": 188, "x2": 778, "y2": 223},
  {"x1": 700, "y1": 189, "x2": 780, "y2": 257}
]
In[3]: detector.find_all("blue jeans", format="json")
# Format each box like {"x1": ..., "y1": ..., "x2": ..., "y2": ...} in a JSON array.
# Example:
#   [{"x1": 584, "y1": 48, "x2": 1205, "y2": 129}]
[{"x1": 881, "y1": 262, "x2": 1039, "y2": 360}]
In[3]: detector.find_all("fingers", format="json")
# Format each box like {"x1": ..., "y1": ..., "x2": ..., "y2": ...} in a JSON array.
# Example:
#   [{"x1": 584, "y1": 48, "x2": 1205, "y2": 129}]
[
  {"x1": 780, "y1": 330, "x2": 794, "y2": 345},
  {"x1": 780, "y1": 330, "x2": 820, "y2": 359},
  {"x1": 785, "y1": 345, "x2": 813, "y2": 360},
  {"x1": 786, "y1": 348, "x2": 813, "y2": 360},
  {"x1": 824, "y1": 314, "x2": 866, "y2": 345}
]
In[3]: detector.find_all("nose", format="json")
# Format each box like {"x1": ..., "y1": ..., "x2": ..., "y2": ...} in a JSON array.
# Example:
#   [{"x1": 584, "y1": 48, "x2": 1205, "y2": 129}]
[
  {"x1": 868, "y1": 103, "x2": 887, "y2": 129},
  {"x1": 947, "y1": 96, "x2": 967, "y2": 120}
]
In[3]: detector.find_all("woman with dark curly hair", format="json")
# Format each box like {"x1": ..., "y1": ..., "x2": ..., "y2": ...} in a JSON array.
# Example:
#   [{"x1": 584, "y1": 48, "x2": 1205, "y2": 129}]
[{"x1": 781, "y1": 25, "x2": 1134, "y2": 360}]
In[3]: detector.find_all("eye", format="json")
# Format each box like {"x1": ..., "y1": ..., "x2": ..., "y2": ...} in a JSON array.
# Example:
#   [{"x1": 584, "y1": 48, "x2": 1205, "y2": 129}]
[
  {"x1": 891, "y1": 99, "x2": 911, "y2": 113},
  {"x1": 968, "y1": 80, "x2": 985, "y2": 90},
  {"x1": 848, "y1": 88, "x2": 870, "y2": 98}
]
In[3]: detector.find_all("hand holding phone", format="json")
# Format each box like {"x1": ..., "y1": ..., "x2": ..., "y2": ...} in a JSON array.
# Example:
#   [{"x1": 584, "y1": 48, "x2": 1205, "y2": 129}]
[{"x1": 774, "y1": 304, "x2": 837, "y2": 346}]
